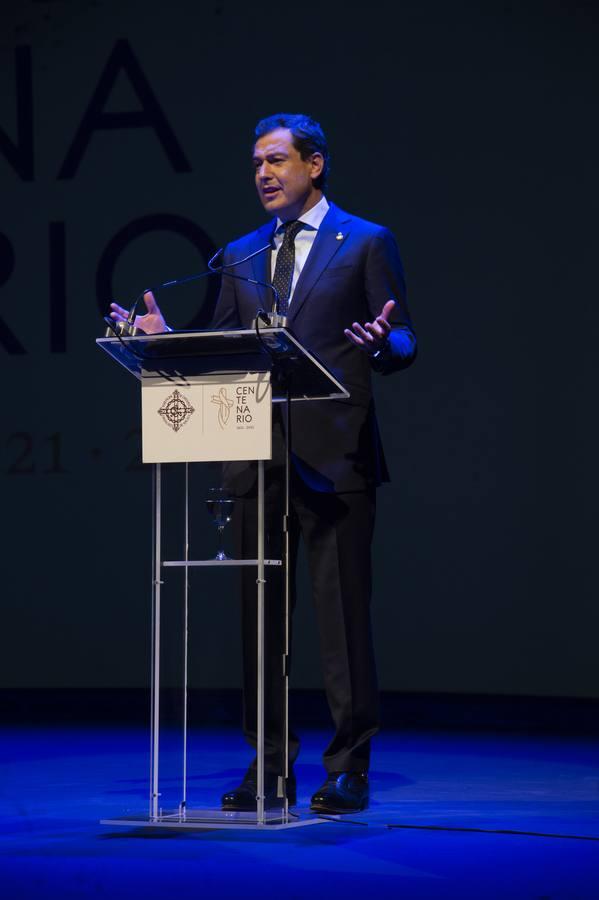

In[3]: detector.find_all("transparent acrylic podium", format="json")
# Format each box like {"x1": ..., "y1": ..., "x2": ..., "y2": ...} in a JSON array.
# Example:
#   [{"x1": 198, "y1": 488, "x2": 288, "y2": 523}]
[{"x1": 96, "y1": 327, "x2": 348, "y2": 830}]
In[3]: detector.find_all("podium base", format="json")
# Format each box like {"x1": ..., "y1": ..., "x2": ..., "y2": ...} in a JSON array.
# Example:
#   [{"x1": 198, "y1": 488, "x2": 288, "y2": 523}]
[{"x1": 101, "y1": 807, "x2": 328, "y2": 831}]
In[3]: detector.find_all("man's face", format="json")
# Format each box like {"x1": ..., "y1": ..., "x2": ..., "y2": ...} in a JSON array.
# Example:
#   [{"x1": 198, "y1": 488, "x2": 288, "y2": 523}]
[{"x1": 253, "y1": 127, "x2": 323, "y2": 221}]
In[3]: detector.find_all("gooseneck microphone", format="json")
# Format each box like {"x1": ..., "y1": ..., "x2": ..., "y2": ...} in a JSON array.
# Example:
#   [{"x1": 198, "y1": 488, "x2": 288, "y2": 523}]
[
  {"x1": 209, "y1": 242, "x2": 287, "y2": 327},
  {"x1": 208, "y1": 243, "x2": 288, "y2": 325},
  {"x1": 107, "y1": 241, "x2": 282, "y2": 337}
]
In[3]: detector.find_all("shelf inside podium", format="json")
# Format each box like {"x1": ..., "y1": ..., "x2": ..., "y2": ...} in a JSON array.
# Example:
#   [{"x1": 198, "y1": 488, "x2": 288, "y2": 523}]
[{"x1": 162, "y1": 559, "x2": 282, "y2": 567}]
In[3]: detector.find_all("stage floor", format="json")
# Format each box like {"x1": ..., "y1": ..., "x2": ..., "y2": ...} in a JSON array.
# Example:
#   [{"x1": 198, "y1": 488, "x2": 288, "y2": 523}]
[{"x1": 1, "y1": 724, "x2": 598, "y2": 898}]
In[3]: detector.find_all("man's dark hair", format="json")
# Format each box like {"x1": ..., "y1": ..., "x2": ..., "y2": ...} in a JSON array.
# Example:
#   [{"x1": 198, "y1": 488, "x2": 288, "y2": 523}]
[{"x1": 254, "y1": 113, "x2": 330, "y2": 191}]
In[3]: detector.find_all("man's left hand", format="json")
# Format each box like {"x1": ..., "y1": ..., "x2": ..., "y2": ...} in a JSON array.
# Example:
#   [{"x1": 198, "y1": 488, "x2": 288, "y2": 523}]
[
  {"x1": 109, "y1": 291, "x2": 167, "y2": 335},
  {"x1": 344, "y1": 299, "x2": 396, "y2": 355}
]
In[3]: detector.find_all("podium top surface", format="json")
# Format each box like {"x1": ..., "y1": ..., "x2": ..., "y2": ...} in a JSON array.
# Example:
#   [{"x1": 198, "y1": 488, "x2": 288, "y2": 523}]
[{"x1": 96, "y1": 327, "x2": 349, "y2": 402}]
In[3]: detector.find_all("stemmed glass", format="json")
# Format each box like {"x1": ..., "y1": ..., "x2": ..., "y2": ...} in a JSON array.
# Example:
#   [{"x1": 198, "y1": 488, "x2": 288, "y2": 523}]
[{"x1": 205, "y1": 488, "x2": 235, "y2": 560}]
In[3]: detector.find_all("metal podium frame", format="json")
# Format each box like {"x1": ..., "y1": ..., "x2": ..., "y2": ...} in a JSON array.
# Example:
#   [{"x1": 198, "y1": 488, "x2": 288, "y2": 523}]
[{"x1": 96, "y1": 328, "x2": 348, "y2": 830}]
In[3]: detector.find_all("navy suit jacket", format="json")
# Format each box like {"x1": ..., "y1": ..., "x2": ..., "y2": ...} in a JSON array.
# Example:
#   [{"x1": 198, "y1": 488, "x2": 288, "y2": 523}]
[{"x1": 212, "y1": 202, "x2": 417, "y2": 494}]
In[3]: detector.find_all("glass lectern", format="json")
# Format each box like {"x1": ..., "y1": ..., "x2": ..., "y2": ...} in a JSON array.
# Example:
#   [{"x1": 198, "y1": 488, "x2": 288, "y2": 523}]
[{"x1": 96, "y1": 327, "x2": 348, "y2": 830}]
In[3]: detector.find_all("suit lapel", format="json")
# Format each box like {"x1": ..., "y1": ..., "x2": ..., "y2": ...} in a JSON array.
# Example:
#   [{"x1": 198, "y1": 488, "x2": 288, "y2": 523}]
[
  {"x1": 250, "y1": 220, "x2": 277, "y2": 310},
  {"x1": 288, "y1": 203, "x2": 350, "y2": 324}
]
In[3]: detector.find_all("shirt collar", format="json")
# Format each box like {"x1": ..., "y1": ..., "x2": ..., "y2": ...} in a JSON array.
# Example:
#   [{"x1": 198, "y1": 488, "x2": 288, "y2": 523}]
[{"x1": 276, "y1": 195, "x2": 330, "y2": 233}]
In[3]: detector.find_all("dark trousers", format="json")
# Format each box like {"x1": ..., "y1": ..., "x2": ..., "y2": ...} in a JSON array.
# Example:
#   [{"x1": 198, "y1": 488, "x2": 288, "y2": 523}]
[{"x1": 233, "y1": 456, "x2": 379, "y2": 776}]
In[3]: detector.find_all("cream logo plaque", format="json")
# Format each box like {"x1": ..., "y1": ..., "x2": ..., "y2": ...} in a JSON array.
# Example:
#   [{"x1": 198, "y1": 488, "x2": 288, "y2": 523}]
[{"x1": 142, "y1": 374, "x2": 272, "y2": 464}]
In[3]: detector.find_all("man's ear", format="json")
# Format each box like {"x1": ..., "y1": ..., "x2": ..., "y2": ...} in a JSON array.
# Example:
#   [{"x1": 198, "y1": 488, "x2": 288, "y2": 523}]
[{"x1": 310, "y1": 152, "x2": 324, "y2": 182}]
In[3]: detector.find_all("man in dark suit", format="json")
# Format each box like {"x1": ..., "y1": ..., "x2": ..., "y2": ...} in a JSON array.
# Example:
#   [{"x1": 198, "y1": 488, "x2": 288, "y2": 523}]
[{"x1": 110, "y1": 113, "x2": 416, "y2": 813}]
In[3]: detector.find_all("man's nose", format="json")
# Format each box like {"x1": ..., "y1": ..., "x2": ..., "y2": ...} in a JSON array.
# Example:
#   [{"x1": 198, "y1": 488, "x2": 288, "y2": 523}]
[{"x1": 257, "y1": 161, "x2": 272, "y2": 180}]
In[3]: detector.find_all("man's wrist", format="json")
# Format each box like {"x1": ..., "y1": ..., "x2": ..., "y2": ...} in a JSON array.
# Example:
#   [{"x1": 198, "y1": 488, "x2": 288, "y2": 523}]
[
  {"x1": 370, "y1": 338, "x2": 390, "y2": 360},
  {"x1": 369, "y1": 338, "x2": 391, "y2": 371}
]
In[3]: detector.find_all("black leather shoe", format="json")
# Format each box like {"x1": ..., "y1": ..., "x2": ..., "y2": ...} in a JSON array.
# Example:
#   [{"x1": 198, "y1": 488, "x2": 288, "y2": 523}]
[
  {"x1": 310, "y1": 772, "x2": 369, "y2": 813},
  {"x1": 222, "y1": 769, "x2": 296, "y2": 811}
]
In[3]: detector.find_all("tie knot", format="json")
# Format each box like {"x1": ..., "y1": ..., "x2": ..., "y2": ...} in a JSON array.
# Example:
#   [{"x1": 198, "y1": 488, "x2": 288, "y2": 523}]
[{"x1": 280, "y1": 220, "x2": 304, "y2": 241}]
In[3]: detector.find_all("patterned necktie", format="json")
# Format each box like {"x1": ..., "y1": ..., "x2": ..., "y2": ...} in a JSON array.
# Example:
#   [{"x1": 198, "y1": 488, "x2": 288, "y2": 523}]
[{"x1": 272, "y1": 220, "x2": 304, "y2": 316}]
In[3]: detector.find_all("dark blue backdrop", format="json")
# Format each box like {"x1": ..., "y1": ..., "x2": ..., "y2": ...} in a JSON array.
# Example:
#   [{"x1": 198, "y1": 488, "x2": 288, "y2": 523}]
[{"x1": 1, "y1": 0, "x2": 597, "y2": 698}]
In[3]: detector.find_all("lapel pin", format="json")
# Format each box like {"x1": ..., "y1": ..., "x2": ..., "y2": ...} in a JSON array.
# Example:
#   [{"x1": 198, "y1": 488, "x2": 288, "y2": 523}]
[{"x1": 336, "y1": 232, "x2": 344, "y2": 241}]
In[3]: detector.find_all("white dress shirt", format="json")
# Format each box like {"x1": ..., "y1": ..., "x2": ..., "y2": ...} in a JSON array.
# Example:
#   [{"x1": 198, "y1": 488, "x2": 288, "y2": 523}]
[{"x1": 271, "y1": 195, "x2": 330, "y2": 306}]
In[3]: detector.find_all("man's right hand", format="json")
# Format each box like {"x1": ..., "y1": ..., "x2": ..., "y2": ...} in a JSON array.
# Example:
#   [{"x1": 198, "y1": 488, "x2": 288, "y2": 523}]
[{"x1": 110, "y1": 291, "x2": 168, "y2": 335}]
